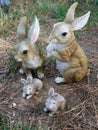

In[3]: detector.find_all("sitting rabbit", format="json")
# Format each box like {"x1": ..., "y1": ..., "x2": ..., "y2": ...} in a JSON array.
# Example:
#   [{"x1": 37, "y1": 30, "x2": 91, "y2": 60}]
[
  {"x1": 14, "y1": 16, "x2": 44, "y2": 79},
  {"x1": 44, "y1": 87, "x2": 66, "y2": 116},
  {"x1": 46, "y1": 2, "x2": 90, "y2": 83},
  {"x1": 21, "y1": 76, "x2": 43, "y2": 99}
]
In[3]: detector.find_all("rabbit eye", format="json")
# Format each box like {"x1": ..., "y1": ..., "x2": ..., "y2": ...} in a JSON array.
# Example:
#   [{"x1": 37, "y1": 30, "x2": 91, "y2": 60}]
[
  {"x1": 61, "y1": 32, "x2": 67, "y2": 36},
  {"x1": 23, "y1": 50, "x2": 28, "y2": 54}
]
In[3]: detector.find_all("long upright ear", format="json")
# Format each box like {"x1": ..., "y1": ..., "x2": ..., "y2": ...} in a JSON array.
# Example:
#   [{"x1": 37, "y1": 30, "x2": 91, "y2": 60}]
[
  {"x1": 48, "y1": 87, "x2": 54, "y2": 96},
  {"x1": 72, "y1": 11, "x2": 90, "y2": 31},
  {"x1": 65, "y1": 2, "x2": 78, "y2": 23},
  {"x1": 27, "y1": 76, "x2": 33, "y2": 84},
  {"x1": 28, "y1": 16, "x2": 40, "y2": 44},
  {"x1": 17, "y1": 17, "x2": 27, "y2": 40}
]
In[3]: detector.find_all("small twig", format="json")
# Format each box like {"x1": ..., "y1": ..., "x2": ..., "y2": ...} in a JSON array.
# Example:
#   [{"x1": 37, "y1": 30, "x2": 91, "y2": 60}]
[
  {"x1": 89, "y1": 121, "x2": 98, "y2": 129},
  {"x1": 64, "y1": 101, "x2": 86, "y2": 115}
]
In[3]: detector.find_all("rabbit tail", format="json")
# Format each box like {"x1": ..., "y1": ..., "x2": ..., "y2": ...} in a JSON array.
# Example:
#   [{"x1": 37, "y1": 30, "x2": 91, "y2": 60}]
[{"x1": 64, "y1": 67, "x2": 88, "y2": 82}]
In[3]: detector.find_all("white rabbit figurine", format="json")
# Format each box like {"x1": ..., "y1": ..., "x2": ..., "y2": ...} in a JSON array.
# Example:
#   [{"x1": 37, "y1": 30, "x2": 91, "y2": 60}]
[
  {"x1": 21, "y1": 76, "x2": 43, "y2": 99},
  {"x1": 44, "y1": 87, "x2": 66, "y2": 116},
  {"x1": 46, "y1": 2, "x2": 90, "y2": 83},
  {"x1": 14, "y1": 16, "x2": 44, "y2": 79}
]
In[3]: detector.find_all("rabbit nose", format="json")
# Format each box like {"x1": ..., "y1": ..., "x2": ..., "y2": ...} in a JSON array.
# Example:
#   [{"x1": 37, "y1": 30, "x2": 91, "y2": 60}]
[{"x1": 14, "y1": 56, "x2": 22, "y2": 62}]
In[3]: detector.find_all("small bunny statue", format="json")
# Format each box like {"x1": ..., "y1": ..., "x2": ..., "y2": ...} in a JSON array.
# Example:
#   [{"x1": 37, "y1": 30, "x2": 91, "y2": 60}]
[
  {"x1": 44, "y1": 87, "x2": 66, "y2": 116},
  {"x1": 21, "y1": 76, "x2": 43, "y2": 99},
  {"x1": 46, "y1": 2, "x2": 90, "y2": 83},
  {"x1": 14, "y1": 16, "x2": 44, "y2": 79}
]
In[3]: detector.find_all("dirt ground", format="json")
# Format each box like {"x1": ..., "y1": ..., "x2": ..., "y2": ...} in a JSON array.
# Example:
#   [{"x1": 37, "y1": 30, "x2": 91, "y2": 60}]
[{"x1": 0, "y1": 2, "x2": 98, "y2": 130}]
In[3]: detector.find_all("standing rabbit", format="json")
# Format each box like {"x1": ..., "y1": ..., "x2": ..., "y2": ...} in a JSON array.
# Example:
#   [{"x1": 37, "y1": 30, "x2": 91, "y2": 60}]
[
  {"x1": 14, "y1": 16, "x2": 44, "y2": 79},
  {"x1": 46, "y1": 2, "x2": 90, "y2": 83},
  {"x1": 21, "y1": 76, "x2": 43, "y2": 99},
  {"x1": 44, "y1": 87, "x2": 66, "y2": 116}
]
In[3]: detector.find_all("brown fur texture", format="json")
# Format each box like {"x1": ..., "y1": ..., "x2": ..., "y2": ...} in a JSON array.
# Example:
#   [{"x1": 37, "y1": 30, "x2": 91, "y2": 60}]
[{"x1": 46, "y1": 2, "x2": 90, "y2": 83}]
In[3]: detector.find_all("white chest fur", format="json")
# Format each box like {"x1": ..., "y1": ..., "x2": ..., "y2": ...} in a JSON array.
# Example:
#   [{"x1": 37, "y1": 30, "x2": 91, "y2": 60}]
[
  {"x1": 46, "y1": 42, "x2": 67, "y2": 57},
  {"x1": 56, "y1": 60, "x2": 70, "y2": 76},
  {"x1": 23, "y1": 56, "x2": 42, "y2": 69}
]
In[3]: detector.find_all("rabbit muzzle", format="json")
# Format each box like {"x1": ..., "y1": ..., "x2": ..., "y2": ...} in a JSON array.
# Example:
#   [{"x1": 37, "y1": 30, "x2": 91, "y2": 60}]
[
  {"x1": 45, "y1": 106, "x2": 58, "y2": 112},
  {"x1": 14, "y1": 55, "x2": 23, "y2": 62}
]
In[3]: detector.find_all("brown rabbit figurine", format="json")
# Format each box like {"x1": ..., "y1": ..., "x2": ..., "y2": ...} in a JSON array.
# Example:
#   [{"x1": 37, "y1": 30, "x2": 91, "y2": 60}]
[
  {"x1": 14, "y1": 16, "x2": 44, "y2": 79},
  {"x1": 46, "y1": 2, "x2": 90, "y2": 83}
]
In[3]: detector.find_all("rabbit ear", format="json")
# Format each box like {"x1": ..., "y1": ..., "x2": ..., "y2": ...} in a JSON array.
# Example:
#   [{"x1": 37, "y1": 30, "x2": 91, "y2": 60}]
[
  {"x1": 21, "y1": 78, "x2": 27, "y2": 85},
  {"x1": 27, "y1": 76, "x2": 33, "y2": 84},
  {"x1": 48, "y1": 87, "x2": 54, "y2": 96},
  {"x1": 72, "y1": 11, "x2": 90, "y2": 31},
  {"x1": 53, "y1": 93, "x2": 59, "y2": 99},
  {"x1": 28, "y1": 16, "x2": 40, "y2": 44},
  {"x1": 65, "y1": 2, "x2": 78, "y2": 23},
  {"x1": 17, "y1": 16, "x2": 27, "y2": 40}
]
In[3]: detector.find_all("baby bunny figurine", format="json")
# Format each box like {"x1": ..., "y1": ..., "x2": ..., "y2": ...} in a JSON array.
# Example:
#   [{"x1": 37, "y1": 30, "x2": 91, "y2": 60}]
[
  {"x1": 21, "y1": 76, "x2": 43, "y2": 99},
  {"x1": 14, "y1": 16, "x2": 44, "y2": 79},
  {"x1": 44, "y1": 87, "x2": 66, "y2": 116},
  {"x1": 46, "y1": 2, "x2": 90, "y2": 83}
]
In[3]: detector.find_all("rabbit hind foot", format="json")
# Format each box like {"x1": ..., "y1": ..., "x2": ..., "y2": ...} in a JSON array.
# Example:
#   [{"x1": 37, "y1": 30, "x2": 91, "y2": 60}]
[{"x1": 55, "y1": 77, "x2": 65, "y2": 84}]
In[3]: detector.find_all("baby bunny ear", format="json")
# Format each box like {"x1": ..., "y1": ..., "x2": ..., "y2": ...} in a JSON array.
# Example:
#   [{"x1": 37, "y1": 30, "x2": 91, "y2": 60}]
[
  {"x1": 48, "y1": 87, "x2": 54, "y2": 96},
  {"x1": 27, "y1": 76, "x2": 33, "y2": 84},
  {"x1": 65, "y1": 2, "x2": 78, "y2": 23},
  {"x1": 17, "y1": 16, "x2": 27, "y2": 40},
  {"x1": 28, "y1": 16, "x2": 40, "y2": 44},
  {"x1": 21, "y1": 78, "x2": 27, "y2": 85},
  {"x1": 72, "y1": 11, "x2": 90, "y2": 31}
]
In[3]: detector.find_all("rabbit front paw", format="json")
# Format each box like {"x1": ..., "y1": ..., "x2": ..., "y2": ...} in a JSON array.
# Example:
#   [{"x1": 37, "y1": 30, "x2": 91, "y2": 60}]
[
  {"x1": 49, "y1": 113, "x2": 53, "y2": 116},
  {"x1": 55, "y1": 77, "x2": 65, "y2": 84},
  {"x1": 19, "y1": 67, "x2": 24, "y2": 74},
  {"x1": 26, "y1": 95, "x2": 32, "y2": 99},
  {"x1": 44, "y1": 108, "x2": 48, "y2": 112},
  {"x1": 49, "y1": 111, "x2": 56, "y2": 116},
  {"x1": 47, "y1": 52, "x2": 52, "y2": 58},
  {"x1": 22, "y1": 93, "x2": 26, "y2": 98},
  {"x1": 37, "y1": 71, "x2": 44, "y2": 79}
]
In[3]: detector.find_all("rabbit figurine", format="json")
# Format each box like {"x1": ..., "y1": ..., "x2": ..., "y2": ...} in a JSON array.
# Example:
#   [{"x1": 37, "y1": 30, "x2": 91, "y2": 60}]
[
  {"x1": 21, "y1": 76, "x2": 43, "y2": 99},
  {"x1": 46, "y1": 2, "x2": 90, "y2": 83},
  {"x1": 14, "y1": 16, "x2": 44, "y2": 79},
  {"x1": 44, "y1": 87, "x2": 66, "y2": 116}
]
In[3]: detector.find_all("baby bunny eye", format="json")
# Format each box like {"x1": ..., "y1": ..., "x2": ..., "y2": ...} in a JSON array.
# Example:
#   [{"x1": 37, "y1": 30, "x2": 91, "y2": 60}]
[
  {"x1": 61, "y1": 32, "x2": 67, "y2": 36},
  {"x1": 23, "y1": 50, "x2": 28, "y2": 54}
]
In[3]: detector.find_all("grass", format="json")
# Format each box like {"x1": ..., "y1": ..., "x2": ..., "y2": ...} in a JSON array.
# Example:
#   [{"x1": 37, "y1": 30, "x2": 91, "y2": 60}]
[
  {"x1": 0, "y1": 0, "x2": 98, "y2": 129},
  {"x1": 0, "y1": 114, "x2": 45, "y2": 130},
  {"x1": 0, "y1": 0, "x2": 98, "y2": 36},
  {"x1": 7, "y1": 54, "x2": 17, "y2": 77}
]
